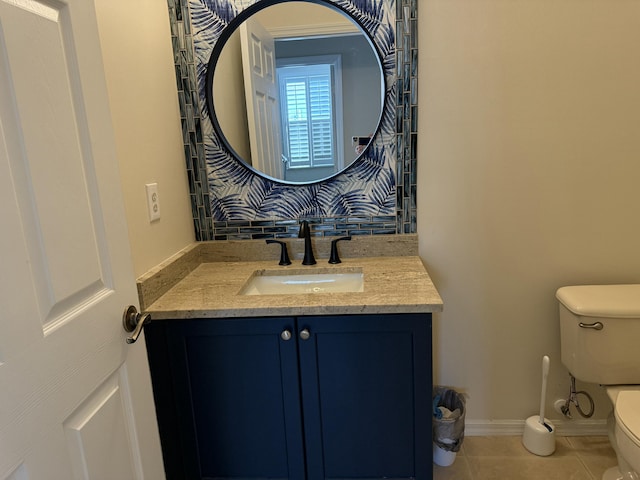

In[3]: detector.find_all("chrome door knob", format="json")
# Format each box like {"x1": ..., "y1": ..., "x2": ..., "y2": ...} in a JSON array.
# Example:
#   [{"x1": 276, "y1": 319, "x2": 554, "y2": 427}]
[{"x1": 299, "y1": 328, "x2": 310, "y2": 340}]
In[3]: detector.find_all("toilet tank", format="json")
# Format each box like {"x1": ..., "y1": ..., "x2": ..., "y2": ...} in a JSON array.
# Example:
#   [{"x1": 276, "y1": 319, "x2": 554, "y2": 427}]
[{"x1": 557, "y1": 284, "x2": 640, "y2": 385}]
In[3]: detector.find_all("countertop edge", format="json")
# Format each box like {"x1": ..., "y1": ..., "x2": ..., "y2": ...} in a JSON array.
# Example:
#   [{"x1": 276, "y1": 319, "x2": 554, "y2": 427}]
[{"x1": 147, "y1": 304, "x2": 443, "y2": 320}]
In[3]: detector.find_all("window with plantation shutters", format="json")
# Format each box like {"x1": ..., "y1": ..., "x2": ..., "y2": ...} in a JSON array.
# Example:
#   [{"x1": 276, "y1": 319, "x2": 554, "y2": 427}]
[{"x1": 278, "y1": 58, "x2": 342, "y2": 170}]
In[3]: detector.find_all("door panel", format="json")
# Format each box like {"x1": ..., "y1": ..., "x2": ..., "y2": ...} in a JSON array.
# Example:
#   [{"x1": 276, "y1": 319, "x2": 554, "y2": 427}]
[
  {"x1": 0, "y1": 0, "x2": 106, "y2": 330},
  {"x1": 298, "y1": 314, "x2": 432, "y2": 480},
  {"x1": 148, "y1": 318, "x2": 305, "y2": 480},
  {"x1": 0, "y1": 0, "x2": 164, "y2": 477},
  {"x1": 63, "y1": 372, "x2": 139, "y2": 480}
]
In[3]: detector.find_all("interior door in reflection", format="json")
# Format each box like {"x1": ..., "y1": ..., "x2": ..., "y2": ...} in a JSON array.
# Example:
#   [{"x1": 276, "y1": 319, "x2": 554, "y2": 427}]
[{"x1": 240, "y1": 16, "x2": 284, "y2": 180}]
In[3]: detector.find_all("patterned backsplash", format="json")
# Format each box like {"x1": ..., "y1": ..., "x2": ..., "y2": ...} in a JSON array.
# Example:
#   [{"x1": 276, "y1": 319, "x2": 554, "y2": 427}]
[{"x1": 166, "y1": 0, "x2": 418, "y2": 240}]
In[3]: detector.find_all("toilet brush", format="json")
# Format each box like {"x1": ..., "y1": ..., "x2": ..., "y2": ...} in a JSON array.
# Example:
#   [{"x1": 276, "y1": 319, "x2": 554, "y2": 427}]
[{"x1": 522, "y1": 355, "x2": 556, "y2": 456}]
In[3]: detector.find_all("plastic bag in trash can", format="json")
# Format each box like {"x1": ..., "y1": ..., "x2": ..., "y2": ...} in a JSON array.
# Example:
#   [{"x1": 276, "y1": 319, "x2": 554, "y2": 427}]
[{"x1": 433, "y1": 386, "x2": 466, "y2": 453}]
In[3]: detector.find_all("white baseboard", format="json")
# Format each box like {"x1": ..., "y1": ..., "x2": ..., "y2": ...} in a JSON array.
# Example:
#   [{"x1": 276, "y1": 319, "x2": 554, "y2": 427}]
[{"x1": 464, "y1": 419, "x2": 608, "y2": 437}]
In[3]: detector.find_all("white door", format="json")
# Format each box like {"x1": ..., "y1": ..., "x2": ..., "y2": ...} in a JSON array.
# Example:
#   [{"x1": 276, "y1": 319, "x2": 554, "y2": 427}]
[
  {"x1": 0, "y1": 0, "x2": 165, "y2": 479},
  {"x1": 240, "y1": 17, "x2": 284, "y2": 180}
]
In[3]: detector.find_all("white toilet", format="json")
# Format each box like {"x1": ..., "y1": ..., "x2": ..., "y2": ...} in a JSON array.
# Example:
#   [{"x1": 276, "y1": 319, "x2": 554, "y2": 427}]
[{"x1": 557, "y1": 284, "x2": 640, "y2": 480}]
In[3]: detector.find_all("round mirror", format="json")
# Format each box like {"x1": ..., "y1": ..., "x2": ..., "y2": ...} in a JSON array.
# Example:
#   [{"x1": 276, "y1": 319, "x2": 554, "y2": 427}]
[{"x1": 207, "y1": 1, "x2": 384, "y2": 184}]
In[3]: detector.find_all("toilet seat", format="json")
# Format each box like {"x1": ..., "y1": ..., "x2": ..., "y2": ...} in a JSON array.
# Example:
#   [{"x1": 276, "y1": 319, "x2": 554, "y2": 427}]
[
  {"x1": 611, "y1": 389, "x2": 640, "y2": 474},
  {"x1": 614, "y1": 390, "x2": 640, "y2": 446}
]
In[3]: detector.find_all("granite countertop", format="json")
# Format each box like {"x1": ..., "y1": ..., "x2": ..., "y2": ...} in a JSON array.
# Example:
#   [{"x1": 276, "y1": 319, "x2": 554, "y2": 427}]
[
  {"x1": 143, "y1": 256, "x2": 442, "y2": 319},
  {"x1": 138, "y1": 236, "x2": 443, "y2": 320}
]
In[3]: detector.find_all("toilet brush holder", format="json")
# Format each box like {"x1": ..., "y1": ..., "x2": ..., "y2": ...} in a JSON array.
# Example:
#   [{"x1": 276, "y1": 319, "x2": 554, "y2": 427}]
[
  {"x1": 522, "y1": 355, "x2": 556, "y2": 456},
  {"x1": 523, "y1": 415, "x2": 556, "y2": 456}
]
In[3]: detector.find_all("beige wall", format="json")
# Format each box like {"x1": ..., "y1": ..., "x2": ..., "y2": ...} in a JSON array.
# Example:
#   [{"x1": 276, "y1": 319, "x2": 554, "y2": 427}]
[
  {"x1": 418, "y1": 0, "x2": 640, "y2": 424},
  {"x1": 95, "y1": 0, "x2": 194, "y2": 278}
]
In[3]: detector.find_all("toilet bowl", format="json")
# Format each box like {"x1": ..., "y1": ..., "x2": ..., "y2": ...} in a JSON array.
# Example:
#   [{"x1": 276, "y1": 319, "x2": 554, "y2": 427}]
[
  {"x1": 557, "y1": 285, "x2": 640, "y2": 480},
  {"x1": 604, "y1": 387, "x2": 640, "y2": 479}
]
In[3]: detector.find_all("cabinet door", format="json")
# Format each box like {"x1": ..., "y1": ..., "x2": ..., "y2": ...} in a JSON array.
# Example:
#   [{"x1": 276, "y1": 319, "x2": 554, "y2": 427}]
[
  {"x1": 146, "y1": 318, "x2": 305, "y2": 480},
  {"x1": 297, "y1": 314, "x2": 432, "y2": 480}
]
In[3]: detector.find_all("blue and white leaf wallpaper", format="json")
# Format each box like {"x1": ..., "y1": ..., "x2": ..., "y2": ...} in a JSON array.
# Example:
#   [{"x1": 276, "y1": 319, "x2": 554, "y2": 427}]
[{"x1": 168, "y1": 0, "x2": 418, "y2": 240}]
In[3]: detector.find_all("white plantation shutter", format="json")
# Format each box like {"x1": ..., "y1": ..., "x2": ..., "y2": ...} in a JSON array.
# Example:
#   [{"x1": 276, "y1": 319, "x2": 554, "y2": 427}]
[
  {"x1": 279, "y1": 63, "x2": 336, "y2": 168},
  {"x1": 284, "y1": 79, "x2": 310, "y2": 165},
  {"x1": 309, "y1": 74, "x2": 333, "y2": 165}
]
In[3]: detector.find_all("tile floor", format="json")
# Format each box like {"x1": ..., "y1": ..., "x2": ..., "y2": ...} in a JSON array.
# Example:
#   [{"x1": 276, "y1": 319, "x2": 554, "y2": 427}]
[{"x1": 433, "y1": 436, "x2": 618, "y2": 480}]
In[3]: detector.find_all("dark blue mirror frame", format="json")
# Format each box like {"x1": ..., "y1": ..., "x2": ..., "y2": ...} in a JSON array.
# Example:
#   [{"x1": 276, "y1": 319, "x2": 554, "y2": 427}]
[{"x1": 167, "y1": 0, "x2": 418, "y2": 240}]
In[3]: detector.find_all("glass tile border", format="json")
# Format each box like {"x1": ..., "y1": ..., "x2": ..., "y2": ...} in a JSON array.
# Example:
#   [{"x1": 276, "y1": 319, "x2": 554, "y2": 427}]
[
  {"x1": 166, "y1": 0, "x2": 418, "y2": 241},
  {"x1": 211, "y1": 216, "x2": 399, "y2": 240},
  {"x1": 396, "y1": 0, "x2": 418, "y2": 235}
]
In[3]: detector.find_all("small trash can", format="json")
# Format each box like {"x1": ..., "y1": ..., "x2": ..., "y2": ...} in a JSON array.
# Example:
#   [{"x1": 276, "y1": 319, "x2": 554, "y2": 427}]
[{"x1": 432, "y1": 386, "x2": 466, "y2": 467}]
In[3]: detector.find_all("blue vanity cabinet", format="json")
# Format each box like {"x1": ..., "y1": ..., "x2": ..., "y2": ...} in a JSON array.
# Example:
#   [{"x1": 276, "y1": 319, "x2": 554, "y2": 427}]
[
  {"x1": 145, "y1": 313, "x2": 432, "y2": 480},
  {"x1": 145, "y1": 317, "x2": 305, "y2": 480}
]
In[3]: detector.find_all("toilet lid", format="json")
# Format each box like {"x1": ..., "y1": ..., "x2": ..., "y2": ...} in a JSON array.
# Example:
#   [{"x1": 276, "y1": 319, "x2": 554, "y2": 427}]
[
  {"x1": 615, "y1": 390, "x2": 640, "y2": 446},
  {"x1": 556, "y1": 285, "x2": 640, "y2": 318}
]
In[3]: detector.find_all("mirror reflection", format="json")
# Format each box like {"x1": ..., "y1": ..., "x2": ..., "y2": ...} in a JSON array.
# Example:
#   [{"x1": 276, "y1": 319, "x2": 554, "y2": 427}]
[{"x1": 210, "y1": 1, "x2": 384, "y2": 183}]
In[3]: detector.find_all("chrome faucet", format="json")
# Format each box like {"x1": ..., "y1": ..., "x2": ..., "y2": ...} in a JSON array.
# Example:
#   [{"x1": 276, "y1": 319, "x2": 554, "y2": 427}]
[{"x1": 298, "y1": 220, "x2": 316, "y2": 265}]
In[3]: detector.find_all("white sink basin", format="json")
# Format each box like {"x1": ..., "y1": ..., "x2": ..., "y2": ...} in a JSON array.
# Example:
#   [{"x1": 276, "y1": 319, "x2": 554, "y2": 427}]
[{"x1": 240, "y1": 269, "x2": 364, "y2": 295}]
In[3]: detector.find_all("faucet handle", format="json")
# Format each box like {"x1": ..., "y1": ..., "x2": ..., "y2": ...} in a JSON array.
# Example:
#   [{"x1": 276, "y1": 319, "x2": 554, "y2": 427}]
[
  {"x1": 266, "y1": 239, "x2": 292, "y2": 266},
  {"x1": 298, "y1": 220, "x2": 309, "y2": 238},
  {"x1": 328, "y1": 236, "x2": 352, "y2": 264}
]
